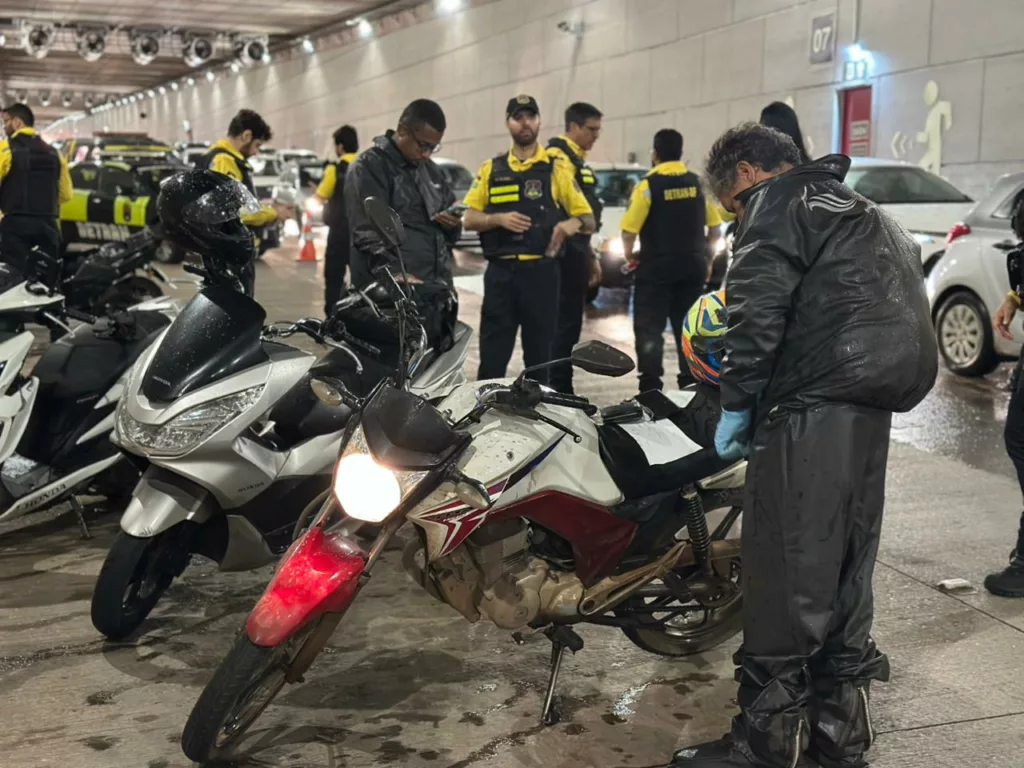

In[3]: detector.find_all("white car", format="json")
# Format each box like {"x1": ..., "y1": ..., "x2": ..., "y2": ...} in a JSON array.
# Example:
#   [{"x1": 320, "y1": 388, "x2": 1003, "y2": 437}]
[
  {"x1": 926, "y1": 172, "x2": 1024, "y2": 376},
  {"x1": 434, "y1": 157, "x2": 478, "y2": 250},
  {"x1": 845, "y1": 157, "x2": 975, "y2": 274}
]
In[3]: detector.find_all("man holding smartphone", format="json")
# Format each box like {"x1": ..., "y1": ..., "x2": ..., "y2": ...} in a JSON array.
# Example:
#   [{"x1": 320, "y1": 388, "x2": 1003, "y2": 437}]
[{"x1": 345, "y1": 99, "x2": 461, "y2": 349}]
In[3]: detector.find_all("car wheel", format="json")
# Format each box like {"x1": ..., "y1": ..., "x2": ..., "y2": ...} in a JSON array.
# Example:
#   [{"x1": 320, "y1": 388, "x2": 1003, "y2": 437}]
[{"x1": 936, "y1": 291, "x2": 998, "y2": 377}]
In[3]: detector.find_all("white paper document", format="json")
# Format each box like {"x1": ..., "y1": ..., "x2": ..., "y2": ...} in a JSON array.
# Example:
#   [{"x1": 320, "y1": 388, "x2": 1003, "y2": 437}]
[{"x1": 620, "y1": 419, "x2": 703, "y2": 466}]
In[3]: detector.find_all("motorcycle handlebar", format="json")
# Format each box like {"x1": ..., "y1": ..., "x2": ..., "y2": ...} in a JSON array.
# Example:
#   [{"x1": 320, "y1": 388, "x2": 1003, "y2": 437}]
[{"x1": 539, "y1": 391, "x2": 597, "y2": 416}]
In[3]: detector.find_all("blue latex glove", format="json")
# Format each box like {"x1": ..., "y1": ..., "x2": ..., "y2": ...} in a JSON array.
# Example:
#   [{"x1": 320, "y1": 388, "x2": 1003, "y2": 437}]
[{"x1": 715, "y1": 409, "x2": 753, "y2": 461}]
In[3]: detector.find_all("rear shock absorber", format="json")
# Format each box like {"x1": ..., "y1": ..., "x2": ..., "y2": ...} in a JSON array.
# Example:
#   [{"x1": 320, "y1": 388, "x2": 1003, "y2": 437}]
[{"x1": 681, "y1": 487, "x2": 711, "y2": 572}]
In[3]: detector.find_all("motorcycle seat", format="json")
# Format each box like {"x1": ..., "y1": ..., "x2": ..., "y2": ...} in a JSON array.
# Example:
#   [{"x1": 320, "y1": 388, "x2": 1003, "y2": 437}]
[{"x1": 598, "y1": 388, "x2": 733, "y2": 500}]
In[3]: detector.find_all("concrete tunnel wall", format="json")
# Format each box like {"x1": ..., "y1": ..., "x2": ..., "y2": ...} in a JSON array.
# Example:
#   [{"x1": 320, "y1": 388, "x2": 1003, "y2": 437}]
[{"x1": 66, "y1": 0, "x2": 1024, "y2": 199}]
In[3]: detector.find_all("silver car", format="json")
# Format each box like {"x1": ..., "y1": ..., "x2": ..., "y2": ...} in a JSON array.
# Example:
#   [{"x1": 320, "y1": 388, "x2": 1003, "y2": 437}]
[{"x1": 926, "y1": 172, "x2": 1024, "y2": 376}]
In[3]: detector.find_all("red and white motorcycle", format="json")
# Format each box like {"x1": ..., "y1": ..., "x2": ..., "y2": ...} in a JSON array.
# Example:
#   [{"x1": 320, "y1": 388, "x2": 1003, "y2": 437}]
[
  {"x1": 182, "y1": 336, "x2": 746, "y2": 763},
  {"x1": 182, "y1": 198, "x2": 745, "y2": 765}
]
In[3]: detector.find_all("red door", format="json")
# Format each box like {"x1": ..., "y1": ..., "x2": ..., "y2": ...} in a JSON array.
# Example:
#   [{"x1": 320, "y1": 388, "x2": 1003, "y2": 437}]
[{"x1": 841, "y1": 86, "x2": 872, "y2": 156}]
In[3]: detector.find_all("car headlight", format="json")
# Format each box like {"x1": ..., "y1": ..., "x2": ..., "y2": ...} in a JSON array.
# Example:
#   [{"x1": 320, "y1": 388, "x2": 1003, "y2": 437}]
[
  {"x1": 333, "y1": 425, "x2": 427, "y2": 523},
  {"x1": 116, "y1": 385, "x2": 264, "y2": 457},
  {"x1": 602, "y1": 236, "x2": 625, "y2": 257}
]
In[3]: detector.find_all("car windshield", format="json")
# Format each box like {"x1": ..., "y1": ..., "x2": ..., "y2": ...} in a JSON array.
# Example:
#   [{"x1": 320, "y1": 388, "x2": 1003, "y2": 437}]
[
  {"x1": 846, "y1": 166, "x2": 972, "y2": 205},
  {"x1": 595, "y1": 169, "x2": 647, "y2": 207}
]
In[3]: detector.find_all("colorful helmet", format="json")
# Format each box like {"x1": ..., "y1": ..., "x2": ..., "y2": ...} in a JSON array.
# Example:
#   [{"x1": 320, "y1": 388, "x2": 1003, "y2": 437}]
[{"x1": 681, "y1": 290, "x2": 727, "y2": 386}]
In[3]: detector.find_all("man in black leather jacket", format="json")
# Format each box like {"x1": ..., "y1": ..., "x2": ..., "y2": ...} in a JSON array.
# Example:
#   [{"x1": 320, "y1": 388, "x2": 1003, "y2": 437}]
[
  {"x1": 668, "y1": 124, "x2": 937, "y2": 768},
  {"x1": 345, "y1": 99, "x2": 462, "y2": 291}
]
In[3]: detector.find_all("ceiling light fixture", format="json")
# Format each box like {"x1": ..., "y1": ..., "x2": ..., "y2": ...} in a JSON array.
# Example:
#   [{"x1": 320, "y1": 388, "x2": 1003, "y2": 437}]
[
  {"x1": 183, "y1": 34, "x2": 215, "y2": 68},
  {"x1": 262, "y1": 51, "x2": 272, "y2": 64},
  {"x1": 358, "y1": 19, "x2": 373, "y2": 38},
  {"x1": 439, "y1": 0, "x2": 462, "y2": 13},
  {"x1": 83, "y1": 94, "x2": 95, "y2": 109},
  {"x1": 186, "y1": 76, "x2": 196, "y2": 86},
  {"x1": 130, "y1": 31, "x2": 161, "y2": 65},
  {"x1": 60, "y1": 91, "x2": 74, "y2": 108},
  {"x1": 38, "y1": 91, "x2": 51, "y2": 107},
  {"x1": 300, "y1": 36, "x2": 315, "y2": 54},
  {"x1": 236, "y1": 36, "x2": 268, "y2": 67},
  {"x1": 22, "y1": 23, "x2": 55, "y2": 59},
  {"x1": 230, "y1": 61, "x2": 240, "y2": 73},
  {"x1": 170, "y1": 81, "x2": 179, "y2": 91},
  {"x1": 159, "y1": 86, "x2": 166, "y2": 94},
  {"x1": 14, "y1": 89, "x2": 28, "y2": 103},
  {"x1": 205, "y1": 70, "x2": 216, "y2": 82},
  {"x1": 76, "y1": 26, "x2": 107, "y2": 62}
]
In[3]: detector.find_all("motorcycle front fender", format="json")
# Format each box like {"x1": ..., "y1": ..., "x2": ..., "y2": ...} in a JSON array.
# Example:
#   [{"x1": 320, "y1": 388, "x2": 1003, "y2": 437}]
[
  {"x1": 119, "y1": 465, "x2": 215, "y2": 538},
  {"x1": 245, "y1": 526, "x2": 366, "y2": 647}
]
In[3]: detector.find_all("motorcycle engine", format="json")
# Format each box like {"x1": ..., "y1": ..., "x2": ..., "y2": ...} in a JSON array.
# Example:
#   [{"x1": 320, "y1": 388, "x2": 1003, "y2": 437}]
[{"x1": 404, "y1": 519, "x2": 584, "y2": 630}]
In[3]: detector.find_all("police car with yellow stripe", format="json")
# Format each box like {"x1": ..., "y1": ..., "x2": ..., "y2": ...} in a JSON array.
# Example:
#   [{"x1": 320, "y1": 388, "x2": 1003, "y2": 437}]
[{"x1": 60, "y1": 158, "x2": 183, "y2": 260}]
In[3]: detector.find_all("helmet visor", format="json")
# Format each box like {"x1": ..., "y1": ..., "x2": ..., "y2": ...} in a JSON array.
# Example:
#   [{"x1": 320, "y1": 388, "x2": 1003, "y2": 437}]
[{"x1": 182, "y1": 179, "x2": 263, "y2": 226}]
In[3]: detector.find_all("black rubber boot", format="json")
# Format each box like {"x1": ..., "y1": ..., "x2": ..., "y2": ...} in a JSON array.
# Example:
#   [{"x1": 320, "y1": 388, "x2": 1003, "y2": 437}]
[
  {"x1": 984, "y1": 552, "x2": 1024, "y2": 597},
  {"x1": 668, "y1": 733, "x2": 818, "y2": 768},
  {"x1": 807, "y1": 681, "x2": 877, "y2": 768}
]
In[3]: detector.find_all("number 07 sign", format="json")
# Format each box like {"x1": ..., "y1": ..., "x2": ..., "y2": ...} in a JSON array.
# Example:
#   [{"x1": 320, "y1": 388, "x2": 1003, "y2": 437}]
[{"x1": 809, "y1": 13, "x2": 836, "y2": 64}]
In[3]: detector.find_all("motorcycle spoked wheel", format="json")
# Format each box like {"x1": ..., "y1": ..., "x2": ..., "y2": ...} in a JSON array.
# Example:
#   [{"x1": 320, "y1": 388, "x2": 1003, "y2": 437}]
[
  {"x1": 615, "y1": 553, "x2": 743, "y2": 657},
  {"x1": 95, "y1": 277, "x2": 163, "y2": 313},
  {"x1": 90, "y1": 529, "x2": 179, "y2": 640},
  {"x1": 181, "y1": 620, "x2": 322, "y2": 763}
]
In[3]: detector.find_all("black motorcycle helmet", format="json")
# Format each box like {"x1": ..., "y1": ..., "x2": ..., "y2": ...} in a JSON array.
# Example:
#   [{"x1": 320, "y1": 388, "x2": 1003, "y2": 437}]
[{"x1": 156, "y1": 169, "x2": 260, "y2": 267}]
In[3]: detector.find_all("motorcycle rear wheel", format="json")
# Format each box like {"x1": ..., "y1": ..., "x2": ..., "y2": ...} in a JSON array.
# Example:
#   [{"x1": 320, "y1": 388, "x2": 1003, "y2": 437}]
[
  {"x1": 182, "y1": 622, "x2": 320, "y2": 763},
  {"x1": 617, "y1": 557, "x2": 743, "y2": 657},
  {"x1": 90, "y1": 530, "x2": 176, "y2": 640}
]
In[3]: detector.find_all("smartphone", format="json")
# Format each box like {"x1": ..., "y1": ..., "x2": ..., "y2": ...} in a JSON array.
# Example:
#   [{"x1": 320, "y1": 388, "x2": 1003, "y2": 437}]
[{"x1": 444, "y1": 203, "x2": 469, "y2": 216}]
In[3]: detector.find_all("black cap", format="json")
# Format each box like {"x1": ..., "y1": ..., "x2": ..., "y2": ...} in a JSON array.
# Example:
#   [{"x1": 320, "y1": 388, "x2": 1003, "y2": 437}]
[{"x1": 506, "y1": 94, "x2": 539, "y2": 119}]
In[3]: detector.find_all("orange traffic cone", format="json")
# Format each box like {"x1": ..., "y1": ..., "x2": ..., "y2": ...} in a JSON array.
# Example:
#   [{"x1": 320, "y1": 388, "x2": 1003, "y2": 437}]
[{"x1": 297, "y1": 212, "x2": 318, "y2": 262}]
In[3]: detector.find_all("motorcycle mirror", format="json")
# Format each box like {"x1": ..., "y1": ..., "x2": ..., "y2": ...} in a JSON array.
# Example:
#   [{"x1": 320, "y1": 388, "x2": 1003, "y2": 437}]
[
  {"x1": 363, "y1": 196, "x2": 405, "y2": 250},
  {"x1": 570, "y1": 340, "x2": 635, "y2": 377},
  {"x1": 452, "y1": 474, "x2": 491, "y2": 510},
  {"x1": 311, "y1": 377, "x2": 356, "y2": 408}
]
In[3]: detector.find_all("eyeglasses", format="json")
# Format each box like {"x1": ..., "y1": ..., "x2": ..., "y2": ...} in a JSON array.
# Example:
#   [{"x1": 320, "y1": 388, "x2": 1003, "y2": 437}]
[{"x1": 408, "y1": 128, "x2": 441, "y2": 155}]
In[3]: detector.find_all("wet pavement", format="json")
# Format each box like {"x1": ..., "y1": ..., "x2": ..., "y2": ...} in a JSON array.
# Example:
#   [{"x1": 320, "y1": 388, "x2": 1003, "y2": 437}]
[{"x1": 2, "y1": 239, "x2": 1024, "y2": 767}]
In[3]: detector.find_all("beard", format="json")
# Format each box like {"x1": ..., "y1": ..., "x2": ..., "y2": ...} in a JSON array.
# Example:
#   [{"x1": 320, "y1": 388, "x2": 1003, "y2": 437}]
[
  {"x1": 239, "y1": 140, "x2": 256, "y2": 157},
  {"x1": 512, "y1": 127, "x2": 537, "y2": 147}
]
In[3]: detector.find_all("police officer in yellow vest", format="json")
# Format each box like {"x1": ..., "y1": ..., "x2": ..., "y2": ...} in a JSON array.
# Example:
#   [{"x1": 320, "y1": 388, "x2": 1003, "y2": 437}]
[
  {"x1": 463, "y1": 95, "x2": 595, "y2": 384},
  {"x1": 0, "y1": 103, "x2": 73, "y2": 273},
  {"x1": 194, "y1": 109, "x2": 288, "y2": 295},
  {"x1": 315, "y1": 124, "x2": 358, "y2": 314},
  {"x1": 546, "y1": 102, "x2": 604, "y2": 395},
  {"x1": 621, "y1": 129, "x2": 722, "y2": 393}
]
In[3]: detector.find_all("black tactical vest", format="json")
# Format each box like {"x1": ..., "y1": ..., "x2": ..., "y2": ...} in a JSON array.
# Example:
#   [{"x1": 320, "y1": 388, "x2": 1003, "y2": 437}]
[
  {"x1": 194, "y1": 146, "x2": 255, "y2": 195},
  {"x1": 640, "y1": 170, "x2": 708, "y2": 261},
  {"x1": 547, "y1": 136, "x2": 603, "y2": 234},
  {"x1": 479, "y1": 153, "x2": 564, "y2": 260},
  {"x1": 324, "y1": 157, "x2": 352, "y2": 231},
  {"x1": 0, "y1": 133, "x2": 62, "y2": 218}
]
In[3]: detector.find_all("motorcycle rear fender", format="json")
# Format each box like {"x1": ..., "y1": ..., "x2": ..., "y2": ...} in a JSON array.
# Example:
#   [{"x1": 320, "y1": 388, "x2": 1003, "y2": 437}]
[
  {"x1": 119, "y1": 465, "x2": 216, "y2": 538},
  {"x1": 245, "y1": 526, "x2": 366, "y2": 647}
]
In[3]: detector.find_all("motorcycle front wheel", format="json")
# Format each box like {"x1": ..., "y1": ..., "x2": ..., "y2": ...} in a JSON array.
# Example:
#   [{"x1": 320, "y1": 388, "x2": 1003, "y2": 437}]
[
  {"x1": 181, "y1": 622, "x2": 322, "y2": 763},
  {"x1": 90, "y1": 529, "x2": 178, "y2": 640}
]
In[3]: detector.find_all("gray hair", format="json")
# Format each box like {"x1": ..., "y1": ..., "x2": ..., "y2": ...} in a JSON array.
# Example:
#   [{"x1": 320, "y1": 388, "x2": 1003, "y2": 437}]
[{"x1": 704, "y1": 122, "x2": 802, "y2": 198}]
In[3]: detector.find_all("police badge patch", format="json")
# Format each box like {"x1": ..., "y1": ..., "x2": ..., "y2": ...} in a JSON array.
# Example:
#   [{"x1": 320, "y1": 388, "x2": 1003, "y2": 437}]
[{"x1": 524, "y1": 179, "x2": 543, "y2": 199}]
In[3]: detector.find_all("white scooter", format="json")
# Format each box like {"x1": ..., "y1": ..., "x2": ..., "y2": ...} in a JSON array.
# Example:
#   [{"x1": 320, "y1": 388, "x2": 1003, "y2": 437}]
[
  {"x1": 0, "y1": 259, "x2": 178, "y2": 530},
  {"x1": 91, "y1": 238, "x2": 472, "y2": 639}
]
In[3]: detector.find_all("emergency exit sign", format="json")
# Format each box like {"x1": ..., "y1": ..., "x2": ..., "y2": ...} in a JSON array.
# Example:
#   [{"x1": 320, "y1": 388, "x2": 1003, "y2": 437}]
[{"x1": 810, "y1": 13, "x2": 836, "y2": 64}]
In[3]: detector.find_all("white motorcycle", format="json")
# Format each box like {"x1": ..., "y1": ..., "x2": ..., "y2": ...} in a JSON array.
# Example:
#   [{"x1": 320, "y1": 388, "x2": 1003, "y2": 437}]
[
  {"x1": 91, "y1": 214, "x2": 472, "y2": 640},
  {"x1": 0, "y1": 261, "x2": 178, "y2": 530}
]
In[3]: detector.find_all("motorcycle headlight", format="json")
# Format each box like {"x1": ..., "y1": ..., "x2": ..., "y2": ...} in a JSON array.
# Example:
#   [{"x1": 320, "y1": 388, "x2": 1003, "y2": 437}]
[
  {"x1": 116, "y1": 385, "x2": 264, "y2": 457},
  {"x1": 333, "y1": 426, "x2": 427, "y2": 523}
]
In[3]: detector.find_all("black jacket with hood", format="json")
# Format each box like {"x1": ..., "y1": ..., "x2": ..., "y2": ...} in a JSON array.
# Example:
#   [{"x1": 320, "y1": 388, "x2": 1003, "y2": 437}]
[
  {"x1": 344, "y1": 131, "x2": 460, "y2": 289},
  {"x1": 721, "y1": 154, "x2": 937, "y2": 418}
]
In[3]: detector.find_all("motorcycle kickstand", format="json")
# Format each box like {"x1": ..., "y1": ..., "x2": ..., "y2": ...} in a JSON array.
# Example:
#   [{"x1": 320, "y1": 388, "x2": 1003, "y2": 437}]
[
  {"x1": 539, "y1": 625, "x2": 584, "y2": 726},
  {"x1": 70, "y1": 496, "x2": 91, "y2": 539}
]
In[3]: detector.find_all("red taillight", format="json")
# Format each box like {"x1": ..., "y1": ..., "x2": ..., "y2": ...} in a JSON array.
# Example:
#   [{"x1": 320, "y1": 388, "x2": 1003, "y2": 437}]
[
  {"x1": 946, "y1": 222, "x2": 971, "y2": 246},
  {"x1": 245, "y1": 526, "x2": 365, "y2": 647}
]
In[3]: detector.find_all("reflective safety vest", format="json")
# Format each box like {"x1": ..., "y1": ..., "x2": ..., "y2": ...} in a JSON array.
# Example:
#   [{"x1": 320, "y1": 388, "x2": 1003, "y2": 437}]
[
  {"x1": 324, "y1": 157, "x2": 352, "y2": 231},
  {"x1": 547, "y1": 136, "x2": 603, "y2": 234},
  {"x1": 479, "y1": 154, "x2": 564, "y2": 260},
  {"x1": 194, "y1": 147, "x2": 256, "y2": 196},
  {"x1": 0, "y1": 133, "x2": 61, "y2": 218},
  {"x1": 640, "y1": 170, "x2": 707, "y2": 261}
]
